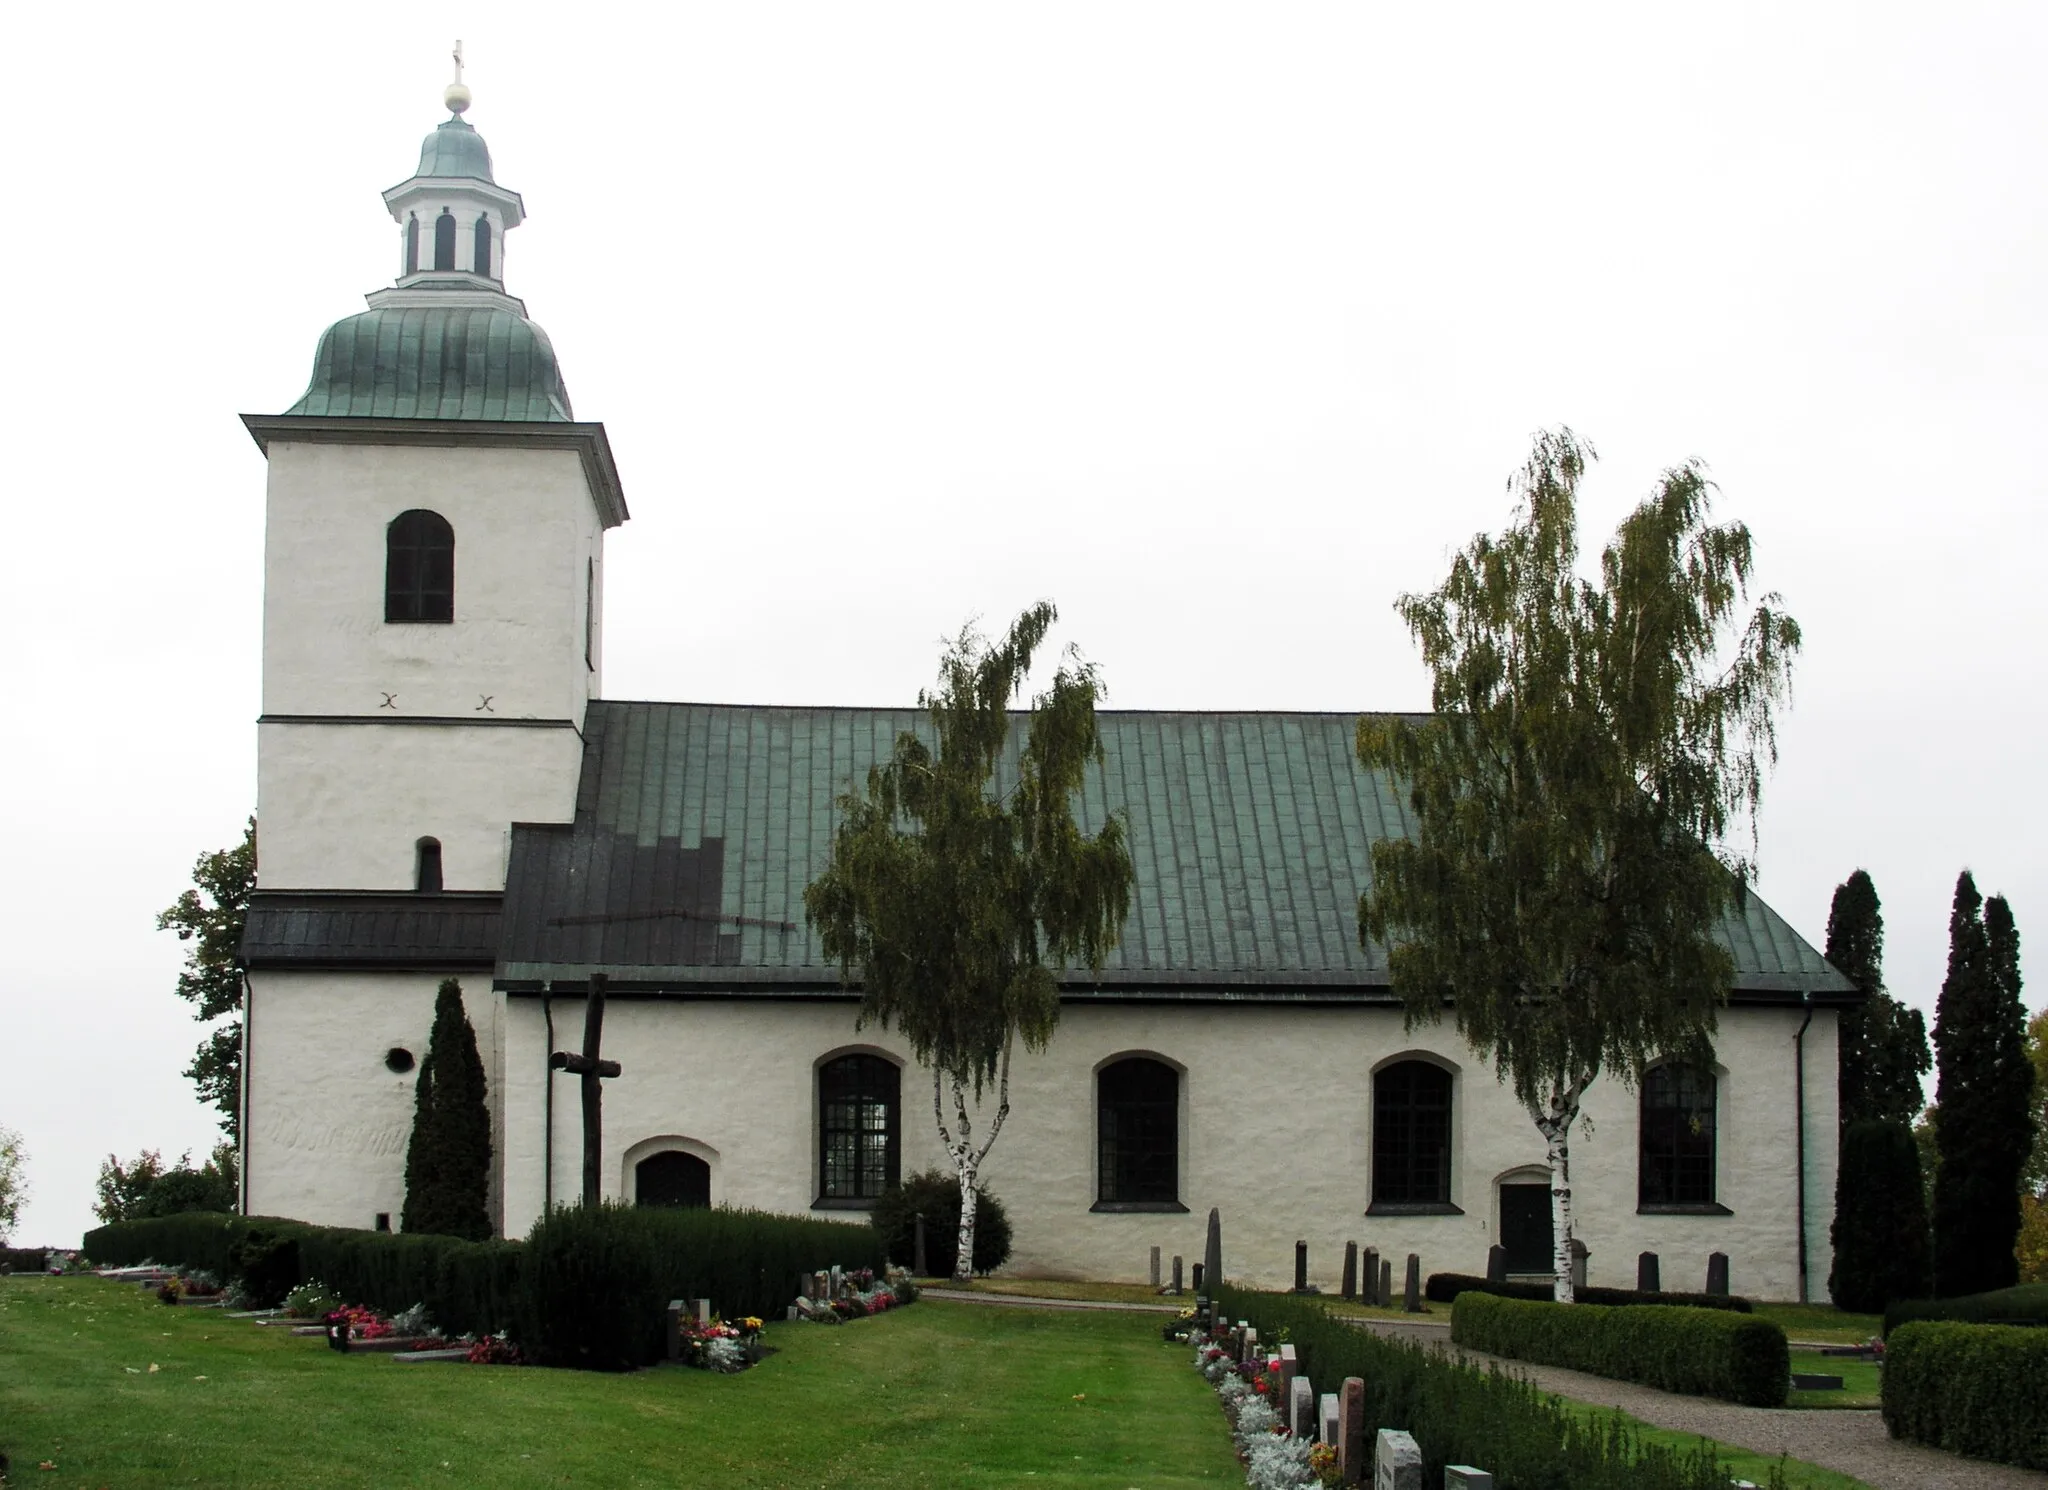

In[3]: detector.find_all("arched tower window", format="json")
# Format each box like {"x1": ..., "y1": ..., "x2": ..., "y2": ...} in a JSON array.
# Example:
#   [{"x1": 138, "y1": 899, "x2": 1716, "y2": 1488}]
[
  {"x1": 636, "y1": 1151, "x2": 710, "y2": 1208},
  {"x1": 1372, "y1": 1060, "x2": 1452, "y2": 1206},
  {"x1": 473, "y1": 215, "x2": 492, "y2": 278},
  {"x1": 818, "y1": 1055, "x2": 900, "y2": 1202},
  {"x1": 433, "y1": 209, "x2": 457, "y2": 271},
  {"x1": 415, "y1": 838, "x2": 443, "y2": 892},
  {"x1": 385, "y1": 510, "x2": 454, "y2": 623},
  {"x1": 1097, "y1": 1058, "x2": 1179, "y2": 1205},
  {"x1": 405, "y1": 214, "x2": 420, "y2": 275},
  {"x1": 1640, "y1": 1065, "x2": 1717, "y2": 1207}
]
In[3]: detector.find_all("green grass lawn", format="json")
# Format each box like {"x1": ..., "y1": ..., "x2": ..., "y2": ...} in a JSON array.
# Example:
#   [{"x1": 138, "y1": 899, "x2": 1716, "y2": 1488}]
[
  {"x1": 0, "y1": 1278, "x2": 1241, "y2": 1488},
  {"x1": 1786, "y1": 1349, "x2": 1881, "y2": 1410},
  {"x1": 1749, "y1": 1302, "x2": 1882, "y2": 1345},
  {"x1": 1552, "y1": 1401, "x2": 1876, "y2": 1490}
]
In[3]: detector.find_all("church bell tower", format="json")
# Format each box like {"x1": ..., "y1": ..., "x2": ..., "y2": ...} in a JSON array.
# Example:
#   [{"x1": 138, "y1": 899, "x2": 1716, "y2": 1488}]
[{"x1": 245, "y1": 60, "x2": 628, "y2": 895}]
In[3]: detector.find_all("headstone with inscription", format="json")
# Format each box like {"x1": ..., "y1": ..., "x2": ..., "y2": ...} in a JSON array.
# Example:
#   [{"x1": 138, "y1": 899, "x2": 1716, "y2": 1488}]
[
  {"x1": 1278, "y1": 1342, "x2": 1298, "y2": 1405},
  {"x1": 1568, "y1": 1239, "x2": 1588, "y2": 1292},
  {"x1": 1362, "y1": 1248, "x2": 1379, "y2": 1303},
  {"x1": 1204, "y1": 1208, "x2": 1224, "y2": 1295},
  {"x1": 1150, "y1": 1246, "x2": 1161, "y2": 1288},
  {"x1": 1171, "y1": 1254, "x2": 1183, "y2": 1293},
  {"x1": 1295, "y1": 1240, "x2": 1310, "y2": 1292},
  {"x1": 1379, "y1": 1258, "x2": 1393, "y2": 1309},
  {"x1": 1374, "y1": 1428, "x2": 1422, "y2": 1490},
  {"x1": 1403, "y1": 1253, "x2": 1422, "y2": 1312}
]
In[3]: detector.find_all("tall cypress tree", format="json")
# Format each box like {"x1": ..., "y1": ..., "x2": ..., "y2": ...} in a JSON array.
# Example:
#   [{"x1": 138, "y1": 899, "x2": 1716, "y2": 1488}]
[
  {"x1": 1829, "y1": 1118, "x2": 1930, "y2": 1311},
  {"x1": 1931, "y1": 875, "x2": 2030, "y2": 1296},
  {"x1": 1828, "y1": 870, "x2": 1931, "y2": 1128},
  {"x1": 401, "y1": 979, "x2": 494, "y2": 1241}
]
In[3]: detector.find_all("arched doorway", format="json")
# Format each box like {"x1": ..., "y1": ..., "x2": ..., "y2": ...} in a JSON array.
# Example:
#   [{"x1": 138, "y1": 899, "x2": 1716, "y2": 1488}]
[{"x1": 635, "y1": 1150, "x2": 710, "y2": 1209}]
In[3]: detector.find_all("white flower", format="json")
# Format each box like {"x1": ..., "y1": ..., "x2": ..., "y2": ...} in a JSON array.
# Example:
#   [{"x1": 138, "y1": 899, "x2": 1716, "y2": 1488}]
[{"x1": 1245, "y1": 1432, "x2": 1317, "y2": 1490}]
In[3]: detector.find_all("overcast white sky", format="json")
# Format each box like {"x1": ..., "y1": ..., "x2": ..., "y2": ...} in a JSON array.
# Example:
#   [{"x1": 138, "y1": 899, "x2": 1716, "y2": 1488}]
[{"x1": 2, "y1": 3, "x2": 2042, "y2": 1246}]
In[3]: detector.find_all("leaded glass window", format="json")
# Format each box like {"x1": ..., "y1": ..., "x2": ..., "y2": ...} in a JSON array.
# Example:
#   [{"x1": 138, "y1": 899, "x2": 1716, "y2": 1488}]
[
  {"x1": 1098, "y1": 1058, "x2": 1178, "y2": 1204},
  {"x1": 820, "y1": 1055, "x2": 899, "y2": 1201},
  {"x1": 1373, "y1": 1060, "x2": 1452, "y2": 1204},
  {"x1": 1640, "y1": 1065, "x2": 1716, "y2": 1206},
  {"x1": 385, "y1": 510, "x2": 454, "y2": 623}
]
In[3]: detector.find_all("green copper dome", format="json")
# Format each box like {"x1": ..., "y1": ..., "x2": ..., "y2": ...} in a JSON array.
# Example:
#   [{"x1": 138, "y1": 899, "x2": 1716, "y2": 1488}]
[
  {"x1": 285, "y1": 306, "x2": 573, "y2": 421},
  {"x1": 415, "y1": 117, "x2": 494, "y2": 182}
]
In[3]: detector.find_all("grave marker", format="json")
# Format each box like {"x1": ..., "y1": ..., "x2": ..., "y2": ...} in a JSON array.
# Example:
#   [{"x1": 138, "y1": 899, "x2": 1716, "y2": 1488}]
[
  {"x1": 1379, "y1": 1259, "x2": 1393, "y2": 1309},
  {"x1": 1485, "y1": 1244, "x2": 1507, "y2": 1284},
  {"x1": 1341, "y1": 1240, "x2": 1358, "y2": 1300},
  {"x1": 1319, "y1": 1390, "x2": 1339, "y2": 1446},
  {"x1": 1290, "y1": 1375, "x2": 1316, "y2": 1438},
  {"x1": 1637, "y1": 1251, "x2": 1660, "y2": 1293},
  {"x1": 547, "y1": 972, "x2": 623, "y2": 1207},
  {"x1": 1445, "y1": 1468, "x2": 1495, "y2": 1489},
  {"x1": 1374, "y1": 1427, "x2": 1422, "y2": 1490},
  {"x1": 1294, "y1": 1240, "x2": 1310, "y2": 1293},
  {"x1": 1192, "y1": 1261, "x2": 1205, "y2": 1291},
  {"x1": 1362, "y1": 1248, "x2": 1379, "y2": 1303},
  {"x1": 1339, "y1": 1376, "x2": 1366, "y2": 1486},
  {"x1": 1278, "y1": 1341, "x2": 1298, "y2": 1406},
  {"x1": 1568, "y1": 1238, "x2": 1589, "y2": 1292},
  {"x1": 1150, "y1": 1246, "x2": 1162, "y2": 1288},
  {"x1": 1204, "y1": 1208, "x2": 1223, "y2": 1293},
  {"x1": 1706, "y1": 1251, "x2": 1730, "y2": 1296},
  {"x1": 695, "y1": 1298, "x2": 712, "y2": 1326},
  {"x1": 1403, "y1": 1253, "x2": 1421, "y2": 1312},
  {"x1": 1171, "y1": 1254, "x2": 1184, "y2": 1293}
]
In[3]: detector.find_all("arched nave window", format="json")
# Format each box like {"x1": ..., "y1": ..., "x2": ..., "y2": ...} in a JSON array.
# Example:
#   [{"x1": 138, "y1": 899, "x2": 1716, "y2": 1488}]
[
  {"x1": 385, "y1": 510, "x2": 455, "y2": 623},
  {"x1": 1097, "y1": 1057, "x2": 1179, "y2": 1206},
  {"x1": 1372, "y1": 1060, "x2": 1452, "y2": 1206},
  {"x1": 636, "y1": 1150, "x2": 710, "y2": 1209},
  {"x1": 433, "y1": 209, "x2": 457, "y2": 271},
  {"x1": 819, "y1": 1054, "x2": 899, "y2": 1202},
  {"x1": 1639, "y1": 1064, "x2": 1717, "y2": 1207}
]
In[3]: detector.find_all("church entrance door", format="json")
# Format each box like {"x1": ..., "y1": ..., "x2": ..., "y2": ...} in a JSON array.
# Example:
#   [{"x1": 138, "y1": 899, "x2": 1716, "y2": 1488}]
[
  {"x1": 1499, "y1": 1183, "x2": 1553, "y2": 1274},
  {"x1": 636, "y1": 1151, "x2": 710, "y2": 1208}
]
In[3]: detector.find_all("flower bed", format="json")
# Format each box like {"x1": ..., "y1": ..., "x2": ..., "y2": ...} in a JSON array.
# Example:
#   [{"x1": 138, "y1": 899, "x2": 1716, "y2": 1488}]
[
  {"x1": 791, "y1": 1266, "x2": 918, "y2": 1324},
  {"x1": 676, "y1": 1316, "x2": 765, "y2": 1372}
]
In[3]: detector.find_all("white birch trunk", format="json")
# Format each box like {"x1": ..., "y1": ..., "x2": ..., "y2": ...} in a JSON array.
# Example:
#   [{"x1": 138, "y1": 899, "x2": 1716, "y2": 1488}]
[
  {"x1": 1531, "y1": 1074, "x2": 1590, "y2": 1304},
  {"x1": 933, "y1": 1045, "x2": 1013, "y2": 1284}
]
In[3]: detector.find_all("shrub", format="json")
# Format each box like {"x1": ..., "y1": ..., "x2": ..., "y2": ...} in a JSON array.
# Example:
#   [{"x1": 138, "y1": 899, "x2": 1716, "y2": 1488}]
[
  {"x1": 401, "y1": 979, "x2": 493, "y2": 1242},
  {"x1": 1213, "y1": 1287, "x2": 1778, "y2": 1490},
  {"x1": 1450, "y1": 1291, "x2": 1788, "y2": 1407},
  {"x1": 516, "y1": 1203, "x2": 886, "y2": 1371},
  {"x1": 84, "y1": 1212, "x2": 311, "y2": 1280},
  {"x1": 1885, "y1": 1280, "x2": 2048, "y2": 1334},
  {"x1": 227, "y1": 1227, "x2": 302, "y2": 1308},
  {"x1": 868, "y1": 1170, "x2": 1013, "y2": 1277},
  {"x1": 1, "y1": 1247, "x2": 48, "y2": 1274},
  {"x1": 1883, "y1": 1321, "x2": 2048, "y2": 1470},
  {"x1": 1424, "y1": 1273, "x2": 1751, "y2": 1313},
  {"x1": 1829, "y1": 1118, "x2": 1931, "y2": 1312}
]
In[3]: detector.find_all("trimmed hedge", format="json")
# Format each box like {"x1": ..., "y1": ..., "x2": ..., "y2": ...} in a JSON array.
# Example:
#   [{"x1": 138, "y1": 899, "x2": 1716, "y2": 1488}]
[
  {"x1": 517, "y1": 1203, "x2": 887, "y2": 1371},
  {"x1": 1212, "y1": 1287, "x2": 1776, "y2": 1490},
  {"x1": 1, "y1": 1247, "x2": 49, "y2": 1273},
  {"x1": 1883, "y1": 1321, "x2": 2048, "y2": 1470},
  {"x1": 83, "y1": 1213, "x2": 305, "y2": 1281},
  {"x1": 1426, "y1": 1273, "x2": 1751, "y2": 1313},
  {"x1": 1885, "y1": 1281, "x2": 2048, "y2": 1335},
  {"x1": 1450, "y1": 1291, "x2": 1787, "y2": 1407}
]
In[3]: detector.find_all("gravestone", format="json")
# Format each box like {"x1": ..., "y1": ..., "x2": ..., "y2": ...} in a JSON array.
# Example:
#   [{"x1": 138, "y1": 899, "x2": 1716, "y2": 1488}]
[
  {"x1": 1379, "y1": 1259, "x2": 1393, "y2": 1309},
  {"x1": 1485, "y1": 1244, "x2": 1507, "y2": 1284},
  {"x1": 1150, "y1": 1246, "x2": 1162, "y2": 1288},
  {"x1": 1278, "y1": 1342, "x2": 1298, "y2": 1406},
  {"x1": 1445, "y1": 1469, "x2": 1495, "y2": 1489},
  {"x1": 1403, "y1": 1254, "x2": 1421, "y2": 1313},
  {"x1": 1339, "y1": 1377, "x2": 1366, "y2": 1486},
  {"x1": 1294, "y1": 1240, "x2": 1310, "y2": 1292},
  {"x1": 1374, "y1": 1427, "x2": 1422, "y2": 1490},
  {"x1": 666, "y1": 1300, "x2": 686, "y2": 1360},
  {"x1": 695, "y1": 1298, "x2": 711, "y2": 1326},
  {"x1": 1706, "y1": 1252, "x2": 1730, "y2": 1296},
  {"x1": 1171, "y1": 1255, "x2": 1184, "y2": 1293},
  {"x1": 1242, "y1": 1326, "x2": 1258, "y2": 1366},
  {"x1": 1290, "y1": 1375, "x2": 1316, "y2": 1438},
  {"x1": 1204, "y1": 1208, "x2": 1224, "y2": 1294},
  {"x1": 1637, "y1": 1251, "x2": 1661, "y2": 1293},
  {"x1": 1568, "y1": 1239, "x2": 1588, "y2": 1292},
  {"x1": 1342, "y1": 1240, "x2": 1359, "y2": 1300},
  {"x1": 1192, "y1": 1261, "x2": 1205, "y2": 1291},
  {"x1": 829, "y1": 1266, "x2": 844, "y2": 1299},
  {"x1": 1319, "y1": 1390, "x2": 1339, "y2": 1446},
  {"x1": 1362, "y1": 1248, "x2": 1379, "y2": 1303}
]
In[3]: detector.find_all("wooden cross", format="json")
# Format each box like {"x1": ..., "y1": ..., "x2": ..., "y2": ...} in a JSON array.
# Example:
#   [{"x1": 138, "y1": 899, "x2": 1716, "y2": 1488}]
[{"x1": 549, "y1": 972, "x2": 622, "y2": 1207}]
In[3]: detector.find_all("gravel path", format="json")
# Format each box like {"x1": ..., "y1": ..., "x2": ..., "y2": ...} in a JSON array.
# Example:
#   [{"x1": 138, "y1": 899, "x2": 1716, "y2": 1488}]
[{"x1": 1344, "y1": 1319, "x2": 2046, "y2": 1490}]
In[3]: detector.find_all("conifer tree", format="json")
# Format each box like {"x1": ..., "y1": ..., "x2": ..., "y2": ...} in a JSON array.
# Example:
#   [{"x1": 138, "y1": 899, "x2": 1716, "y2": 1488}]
[
  {"x1": 401, "y1": 979, "x2": 494, "y2": 1241},
  {"x1": 1931, "y1": 875, "x2": 2031, "y2": 1296},
  {"x1": 1828, "y1": 1118, "x2": 1929, "y2": 1310},
  {"x1": 1827, "y1": 870, "x2": 1930, "y2": 1128}
]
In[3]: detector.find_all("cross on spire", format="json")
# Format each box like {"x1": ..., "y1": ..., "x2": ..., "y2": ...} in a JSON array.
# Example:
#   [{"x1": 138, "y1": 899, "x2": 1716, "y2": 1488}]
[{"x1": 452, "y1": 40, "x2": 464, "y2": 86}]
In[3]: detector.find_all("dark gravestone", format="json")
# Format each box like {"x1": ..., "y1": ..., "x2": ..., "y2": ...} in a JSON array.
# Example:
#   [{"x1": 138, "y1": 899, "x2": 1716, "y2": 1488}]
[
  {"x1": 1403, "y1": 1253, "x2": 1422, "y2": 1313},
  {"x1": 1339, "y1": 1376, "x2": 1367, "y2": 1485},
  {"x1": 1171, "y1": 1254, "x2": 1183, "y2": 1293},
  {"x1": 1379, "y1": 1259, "x2": 1393, "y2": 1309},
  {"x1": 1486, "y1": 1244, "x2": 1508, "y2": 1283},
  {"x1": 1637, "y1": 1251, "x2": 1661, "y2": 1293},
  {"x1": 1294, "y1": 1240, "x2": 1309, "y2": 1293},
  {"x1": 1341, "y1": 1240, "x2": 1358, "y2": 1300},
  {"x1": 1706, "y1": 1252, "x2": 1730, "y2": 1296},
  {"x1": 1192, "y1": 1262, "x2": 1205, "y2": 1292},
  {"x1": 1150, "y1": 1246, "x2": 1162, "y2": 1288},
  {"x1": 1204, "y1": 1208, "x2": 1224, "y2": 1293}
]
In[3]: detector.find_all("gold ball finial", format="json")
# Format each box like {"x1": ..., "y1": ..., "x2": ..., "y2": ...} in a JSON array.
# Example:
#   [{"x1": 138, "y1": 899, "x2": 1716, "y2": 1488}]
[{"x1": 445, "y1": 39, "x2": 470, "y2": 115}]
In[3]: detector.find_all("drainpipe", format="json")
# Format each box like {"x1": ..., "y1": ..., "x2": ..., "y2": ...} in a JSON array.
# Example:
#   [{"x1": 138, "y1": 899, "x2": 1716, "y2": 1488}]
[
  {"x1": 238, "y1": 969, "x2": 254, "y2": 1216},
  {"x1": 543, "y1": 986, "x2": 556, "y2": 1213},
  {"x1": 1794, "y1": 991, "x2": 1815, "y2": 1304}
]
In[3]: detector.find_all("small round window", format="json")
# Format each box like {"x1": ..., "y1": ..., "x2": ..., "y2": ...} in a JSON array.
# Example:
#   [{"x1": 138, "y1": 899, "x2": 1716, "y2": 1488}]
[{"x1": 385, "y1": 1047, "x2": 416, "y2": 1073}]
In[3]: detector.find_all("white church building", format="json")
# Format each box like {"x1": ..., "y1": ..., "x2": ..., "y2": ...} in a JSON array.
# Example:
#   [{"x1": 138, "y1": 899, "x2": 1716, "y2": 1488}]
[{"x1": 238, "y1": 84, "x2": 1855, "y2": 1298}]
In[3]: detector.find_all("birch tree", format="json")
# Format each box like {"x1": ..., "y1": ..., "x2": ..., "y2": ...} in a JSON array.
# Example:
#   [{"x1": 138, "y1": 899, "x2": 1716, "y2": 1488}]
[
  {"x1": 805, "y1": 602, "x2": 1132, "y2": 1281},
  {"x1": 1357, "y1": 429, "x2": 1800, "y2": 1302}
]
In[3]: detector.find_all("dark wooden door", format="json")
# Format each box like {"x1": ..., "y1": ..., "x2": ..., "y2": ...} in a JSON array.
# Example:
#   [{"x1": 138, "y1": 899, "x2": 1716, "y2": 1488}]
[
  {"x1": 1499, "y1": 1183, "x2": 1553, "y2": 1274},
  {"x1": 636, "y1": 1151, "x2": 710, "y2": 1208}
]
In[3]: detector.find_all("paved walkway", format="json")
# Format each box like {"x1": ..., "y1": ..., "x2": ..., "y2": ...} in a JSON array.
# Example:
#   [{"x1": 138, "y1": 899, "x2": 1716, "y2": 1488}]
[{"x1": 1344, "y1": 1319, "x2": 2048, "y2": 1490}]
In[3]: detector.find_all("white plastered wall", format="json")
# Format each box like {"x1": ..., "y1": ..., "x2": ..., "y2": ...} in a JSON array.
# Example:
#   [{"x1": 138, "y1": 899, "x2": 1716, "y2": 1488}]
[
  {"x1": 495, "y1": 996, "x2": 1839, "y2": 1301},
  {"x1": 256, "y1": 438, "x2": 603, "y2": 890}
]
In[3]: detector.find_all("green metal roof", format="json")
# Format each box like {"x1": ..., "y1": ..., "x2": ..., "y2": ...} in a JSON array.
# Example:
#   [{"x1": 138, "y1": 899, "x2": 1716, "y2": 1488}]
[
  {"x1": 415, "y1": 117, "x2": 494, "y2": 182},
  {"x1": 284, "y1": 306, "x2": 574, "y2": 422},
  {"x1": 498, "y1": 702, "x2": 1854, "y2": 1001}
]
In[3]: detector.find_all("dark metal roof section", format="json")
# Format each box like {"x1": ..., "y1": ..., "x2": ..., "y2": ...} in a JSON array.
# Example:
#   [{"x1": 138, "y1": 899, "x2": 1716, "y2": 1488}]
[
  {"x1": 413, "y1": 116, "x2": 494, "y2": 182},
  {"x1": 284, "y1": 306, "x2": 573, "y2": 422},
  {"x1": 498, "y1": 701, "x2": 1855, "y2": 1003},
  {"x1": 242, "y1": 892, "x2": 503, "y2": 971}
]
